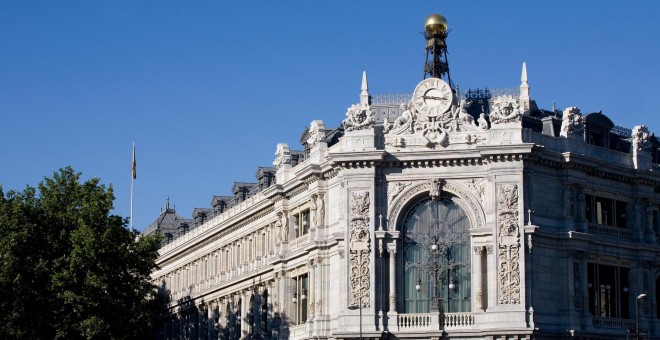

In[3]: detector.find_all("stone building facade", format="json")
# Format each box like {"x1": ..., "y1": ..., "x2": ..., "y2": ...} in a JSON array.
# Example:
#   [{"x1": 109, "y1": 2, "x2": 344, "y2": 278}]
[{"x1": 148, "y1": 23, "x2": 660, "y2": 340}]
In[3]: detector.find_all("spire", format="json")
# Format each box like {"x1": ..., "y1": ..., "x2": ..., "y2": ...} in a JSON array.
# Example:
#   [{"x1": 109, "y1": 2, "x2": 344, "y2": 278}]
[
  {"x1": 519, "y1": 62, "x2": 530, "y2": 113},
  {"x1": 360, "y1": 71, "x2": 369, "y2": 106}
]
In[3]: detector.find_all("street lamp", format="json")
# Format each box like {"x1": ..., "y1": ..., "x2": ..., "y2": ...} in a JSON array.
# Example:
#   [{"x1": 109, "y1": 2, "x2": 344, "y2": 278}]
[{"x1": 636, "y1": 293, "x2": 646, "y2": 340}]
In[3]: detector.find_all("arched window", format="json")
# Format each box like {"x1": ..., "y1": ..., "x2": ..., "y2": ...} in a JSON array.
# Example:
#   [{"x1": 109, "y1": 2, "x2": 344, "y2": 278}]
[{"x1": 403, "y1": 197, "x2": 471, "y2": 313}]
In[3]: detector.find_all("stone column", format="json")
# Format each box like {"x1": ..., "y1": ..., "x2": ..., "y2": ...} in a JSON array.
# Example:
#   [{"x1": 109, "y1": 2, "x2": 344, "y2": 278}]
[
  {"x1": 473, "y1": 246, "x2": 485, "y2": 311},
  {"x1": 486, "y1": 245, "x2": 496, "y2": 308},
  {"x1": 387, "y1": 242, "x2": 397, "y2": 313}
]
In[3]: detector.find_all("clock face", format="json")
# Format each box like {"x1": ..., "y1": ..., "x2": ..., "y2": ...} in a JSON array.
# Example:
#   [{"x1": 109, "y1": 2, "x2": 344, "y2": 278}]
[{"x1": 413, "y1": 78, "x2": 453, "y2": 116}]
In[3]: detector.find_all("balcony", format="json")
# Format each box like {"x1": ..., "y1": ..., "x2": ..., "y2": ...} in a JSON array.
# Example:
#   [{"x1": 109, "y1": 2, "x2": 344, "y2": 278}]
[
  {"x1": 591, "y1": 316, "x2": 635, "y2": 331},
  {"x1": 588, "y1": 224, "x2": 632, "y2": 240},
  {"x1": 396, "y1": 312, "x2": 474, "y2": 331}
]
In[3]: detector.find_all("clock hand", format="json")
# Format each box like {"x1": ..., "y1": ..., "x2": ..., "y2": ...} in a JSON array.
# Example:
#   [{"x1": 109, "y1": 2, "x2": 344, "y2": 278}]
[{"x1": 423, "y1": 95, "x2": 444, "y2": 100}]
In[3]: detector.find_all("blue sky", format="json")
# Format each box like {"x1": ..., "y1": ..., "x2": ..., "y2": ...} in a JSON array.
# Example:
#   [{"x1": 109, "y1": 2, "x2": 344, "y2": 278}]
[{"x1": 1, "y1": 1, "x2": 659, "y2": 231}]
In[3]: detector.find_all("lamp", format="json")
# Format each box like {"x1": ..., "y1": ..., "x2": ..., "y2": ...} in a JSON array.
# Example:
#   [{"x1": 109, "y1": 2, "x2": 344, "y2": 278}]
[
  {"x1": 448, "y1": 278, "x2": 456, "y2": 290},
  {"x1": 301, "y1": 289, "x2": 307, "y2": 301},
  {"x1": 415, "y1": 277, "x2": 421, "y2": 292},
  {"x1": 292, "y1": 289, "x2": 298, "y2": 304}
]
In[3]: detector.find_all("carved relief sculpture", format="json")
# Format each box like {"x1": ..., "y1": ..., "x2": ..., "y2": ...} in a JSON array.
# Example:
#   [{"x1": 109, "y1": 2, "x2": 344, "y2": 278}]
[
  {"x1": 490, "y1": 95, "x2": 522, "y2": 125},
  {"x1": 342, "y1": 103, "x2": 374, "y2": 131},
  {"x1": 349, "y1": 191, "x2": 371, "y2": 308},
  {"x1": 276, "y1": 212, "x2": 288, "y2": 242},
  {"x1": 497, "y1": 184, "x2": 521, "y2": 304},
  {"x1": 310, "y1": 194, "x2": 318, "y2": 228},
  {"x1": 632, "y1": 125, "x2": 651, "y2": 151},
  {"x1": 318, "y1": 193, "x2": 325, "y2": 227},
  {"x1": 273, "y1": 143, "x2": 291, "y2": 170},
  {"x1": 429, "y1": 178, "x2": 444, "y2": 201},
  {"x1": 560, "y1": 107, "x2": 584, "y2": 137},
  {"x1": 306, "y1": 120, "x2": 326, "y2": 147},
  {"x1": 387, "y1": 182, "x2": 409, "y2": 206}
]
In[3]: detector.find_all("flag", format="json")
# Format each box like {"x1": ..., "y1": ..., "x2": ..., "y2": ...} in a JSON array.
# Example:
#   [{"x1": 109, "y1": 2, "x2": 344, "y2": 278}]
[{"x1": 132, "y1": 142, "x2": 137, "y2": 179}]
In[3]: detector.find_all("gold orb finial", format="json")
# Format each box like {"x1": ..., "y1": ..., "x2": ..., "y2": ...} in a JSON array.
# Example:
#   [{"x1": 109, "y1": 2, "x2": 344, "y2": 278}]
[{"x1": 425, "y1": 14, "x2": 447, "y2": 35}]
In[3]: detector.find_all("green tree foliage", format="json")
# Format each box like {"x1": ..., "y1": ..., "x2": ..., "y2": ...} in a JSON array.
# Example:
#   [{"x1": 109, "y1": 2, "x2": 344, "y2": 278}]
[{"x1": 0, "y1": 167, "x2": 166, "y2": 339}]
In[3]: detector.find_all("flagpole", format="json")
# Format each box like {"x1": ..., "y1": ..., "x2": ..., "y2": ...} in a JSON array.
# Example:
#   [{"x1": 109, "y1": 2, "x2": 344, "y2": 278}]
[{"x1": 130, "y1": 140, "x2": 135, "y2": 232}]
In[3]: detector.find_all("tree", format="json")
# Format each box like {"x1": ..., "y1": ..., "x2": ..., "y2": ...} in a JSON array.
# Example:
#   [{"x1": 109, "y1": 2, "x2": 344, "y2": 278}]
[{"x1": 0, "y1": 167, "x2": 166, "y2": 339}]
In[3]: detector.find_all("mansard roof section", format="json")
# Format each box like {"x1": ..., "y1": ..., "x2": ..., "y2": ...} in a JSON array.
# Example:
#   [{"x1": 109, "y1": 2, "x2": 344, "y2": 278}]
[
  {"x1": 255, "y1": 166, "x2": 276, "y2": 179},
  {"x1": 583, "y1": 111, "x2": 615, "y2": 128},
  {"x1": 142, "y1": 203, "x2": 193, "y2": 239},
  {"x1": 231, "y1": 182, "x2": 257, "y2": 194}
]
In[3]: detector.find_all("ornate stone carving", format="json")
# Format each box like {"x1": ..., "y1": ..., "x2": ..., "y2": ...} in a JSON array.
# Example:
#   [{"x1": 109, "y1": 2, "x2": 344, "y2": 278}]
[
  {"x1": 387, "y1": 182, "x2": 409, "y2": 206},
  {"x1": 273, "y1": 143, "x2": 291, "y2": 170},
  {"x1": 383, "y1": 98, "x2": 487, "y2": 148},
  {"x1": 632, "y1": 125, "x2": 652, "y2": 151},
  {"x1": 349, "y1": 191, "x2": 371, "y2": 308},
  {"x1": 388, "y1": 180, "x2": 485, "y2": 231},
  {"x1": 477, "y1": 112, "x2": 489, "y2": 130},
  {"x1": 560, "y1": 107, "x2": 584, "y2": 137},
  {"x1": 498, "y1": 244, "x2": 520, "y2": 304},
  {"x1": 497, "y1": 184, "x2": 521, "y2": 304},
  {"x1": 389, "y1": 293, "x2": 396, "y2": 310},
  {"x1": 343, "y1": 103, "x2": 374, "y2": 131},
  {"x1": 428, "y1": 178, "x2": 444, "y2": 201},
  {"x1": 490, "y1": 95, "x2": 522, "y2": 124},
  {"x1": 463, "y1": 178, "x2": 485, "y2": 204},
  {"x1": 316, "y1": 299, "x2": 322, "y2": 315},
  {"x1": 384, "y1": 102, "x2": 416, "y2": 135},
  {"x1": 473, "y1": 246, "x2": 485, "y2": 255},
  {"x1": 486, "y1": 245, "x2": 493, "y2": 254},
  {"x1": 476, "y1": 288, "x2": 484, "y2": 309},
  {"x1": 308, "y1": 300, "x2": 315, "y2": 317},
  {"x1": 306, "y1": 120, "x2": 326, "y2": 147},
  {"x1": 497, "y1": 184, "x2": 520, "y2": 243}
]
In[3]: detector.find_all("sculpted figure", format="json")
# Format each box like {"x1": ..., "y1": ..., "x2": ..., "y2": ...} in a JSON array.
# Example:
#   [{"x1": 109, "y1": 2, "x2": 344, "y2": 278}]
[
  {"x1": 477, "y1": 112, "x2": 489, "y2": 130},
  {"x1": 392, "y1": 102, "x2": 414, "y2": 131},
  {"x1": 454, "y1": 99, "x2": 475, "y2": 126}
]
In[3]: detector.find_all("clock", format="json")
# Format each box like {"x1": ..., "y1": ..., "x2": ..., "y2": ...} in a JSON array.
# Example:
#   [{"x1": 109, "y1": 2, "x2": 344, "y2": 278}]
[{"x1": 412, "y1": 78, "x2": 453, "y2": 116}]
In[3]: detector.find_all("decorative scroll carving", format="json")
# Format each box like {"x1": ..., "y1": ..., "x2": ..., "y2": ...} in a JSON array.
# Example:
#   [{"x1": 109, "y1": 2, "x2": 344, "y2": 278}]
[
  {"x1": 490, "y1": 95, "x2": 522, "y2": 124},
  {"x1": 498, "y1": 244, "x2": 520, "y2": 304},
  {"x1": 497, "y1": 184, "x2": 521, "y2": 304},
  {"x1": 387, "y1": 182, "x2": 409, "y2": 206},
  {"x1": 560, "y1": 107, "x2": 584, "y2": 137},
  {"x1": 343, "y1": 103, "x2": 374, "y2": 131},
  {"x1": 349, "y1": 191, "x2": 371, "y2": 308}
]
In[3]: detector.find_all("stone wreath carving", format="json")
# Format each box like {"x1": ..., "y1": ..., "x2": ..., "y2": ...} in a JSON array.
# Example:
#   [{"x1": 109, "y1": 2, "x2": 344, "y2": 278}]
[
  {"x1": 497, "y1": 184, "x2": 521, "y2": 304},
  {"x1": 349, "y1": 191, "x2": 370, "y2": 308},
  {"x1": 490, "y1": 95, "x2": 522, "y2": 124},
  {"x1": 343, "y1": 103, "x2": 374, "y2": 131}
]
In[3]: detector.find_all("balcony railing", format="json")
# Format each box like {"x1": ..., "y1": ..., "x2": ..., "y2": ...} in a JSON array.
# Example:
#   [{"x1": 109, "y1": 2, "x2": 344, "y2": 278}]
[
  {"x1": 397, "y1": 312, "x2": 474, "y2": 330},
  {"x1": 592, "y1": 316, "x2": 635, "y2": 331},
  {"x1": 588, "y1": 224, "x2": 632, "y2": 240}
]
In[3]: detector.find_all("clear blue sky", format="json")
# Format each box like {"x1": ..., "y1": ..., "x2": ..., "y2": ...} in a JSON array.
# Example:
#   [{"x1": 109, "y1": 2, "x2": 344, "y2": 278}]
[{"x1": 2, "y1": 1, "x2": 659, "y2": 231}]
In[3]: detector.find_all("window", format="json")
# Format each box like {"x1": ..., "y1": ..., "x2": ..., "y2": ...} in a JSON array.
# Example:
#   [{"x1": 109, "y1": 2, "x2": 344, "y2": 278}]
[
  {"x1": 292, "y1": 209, "x2": 310, "y2": 238},
  {"x1": 403, "y1": 197, "x2": 471, "y2": 313},
  {"x1": 291, "y1": 273, "x2": 309, "y2": 324},
  {"x1": 585, "y1": 195, "x2": 628, "y2": 227},
  {"x1": 588, "y1": 263, "x2": 630, "y2": 318}
]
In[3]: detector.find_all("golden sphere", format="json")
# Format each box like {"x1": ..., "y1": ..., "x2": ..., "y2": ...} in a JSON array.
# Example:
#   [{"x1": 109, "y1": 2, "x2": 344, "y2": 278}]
[{"x1": 425, "y1": 14, "x2": 447, "y2": 34}]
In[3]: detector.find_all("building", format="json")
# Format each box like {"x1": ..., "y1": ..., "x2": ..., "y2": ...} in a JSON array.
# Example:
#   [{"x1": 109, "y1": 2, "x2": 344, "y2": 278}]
[{"x1": 147, "y1": 14, "x2": 660, "y2": 340}]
